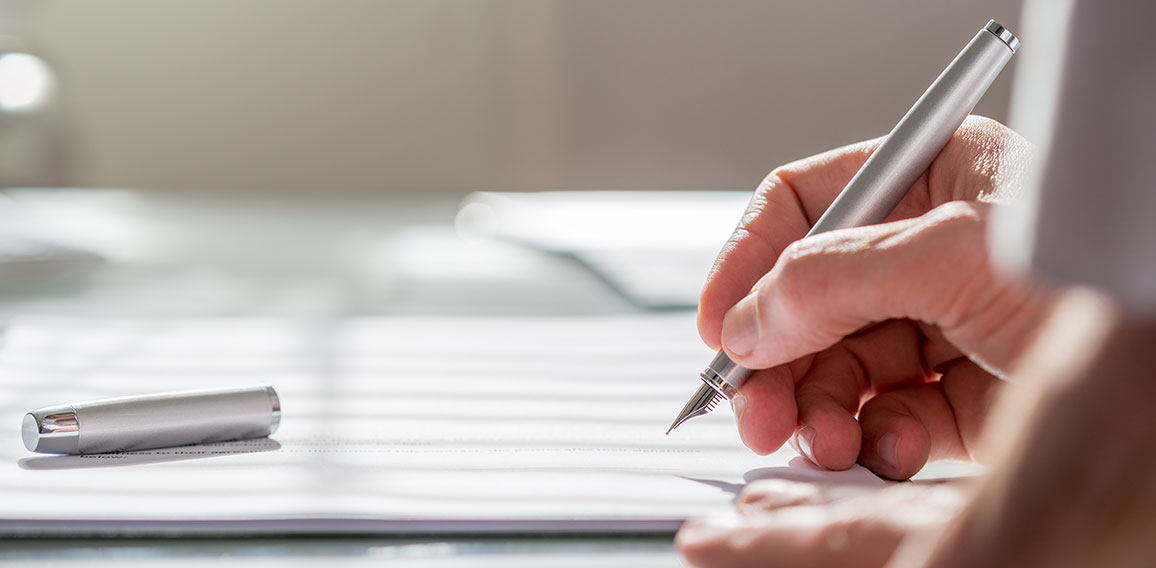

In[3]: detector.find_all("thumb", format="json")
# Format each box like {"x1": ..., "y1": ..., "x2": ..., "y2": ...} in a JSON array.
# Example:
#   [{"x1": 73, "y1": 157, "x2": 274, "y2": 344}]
[{"x1": 719, "y1": 201, "x2": 1009, "y2": 370}]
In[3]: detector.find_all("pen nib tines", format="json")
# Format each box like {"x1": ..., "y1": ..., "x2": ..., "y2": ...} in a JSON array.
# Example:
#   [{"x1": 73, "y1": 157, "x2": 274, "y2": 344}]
[{"x1": 666, "y1": 383, "x2": 720, "y2": 435}]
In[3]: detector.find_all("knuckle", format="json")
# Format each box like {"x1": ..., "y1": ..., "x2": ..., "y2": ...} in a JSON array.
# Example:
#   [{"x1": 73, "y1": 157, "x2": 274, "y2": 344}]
[
  {"x1": 775, "y1": 240, "x2": 815, "y2": 286},
  {"x1": 960, "y1": 114, "x2": 1000, "y2": 133},
  {"x1": 772, "y1": 239, "x2": 830, "y2": 311},
  {"x1": 755, "y1": 168, "x2": 787, "y2": 196},
  {"x1": 958, "y1": 114, "x2": 1016, "y2": 145},
  {"x1": 739, "y1": 190, "x2": 770, "y2": 228},
  {"x1": 921, "y1": 201, "x2": 986, "y2": 235}
]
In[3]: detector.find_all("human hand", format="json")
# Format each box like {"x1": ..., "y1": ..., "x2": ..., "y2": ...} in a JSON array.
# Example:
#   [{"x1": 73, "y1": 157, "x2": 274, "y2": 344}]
[
  {"x1": 677, "y1": 292, "x2": 1143, "y2": 568},
  {"x1": 676, "y1": 478, "x2": 970, "y2": 568},
  {"x1": 698, "y1": 116, "x2": 1056, "y2": 479},
  {"x1": 911, "y1": 292, "x2": 1156, "y2": 568}
]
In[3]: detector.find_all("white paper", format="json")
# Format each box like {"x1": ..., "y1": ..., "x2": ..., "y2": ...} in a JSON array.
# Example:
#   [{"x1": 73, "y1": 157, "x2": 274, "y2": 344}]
[{"x1": 0, "y1": 315, "x2": 888, "y2": 535}]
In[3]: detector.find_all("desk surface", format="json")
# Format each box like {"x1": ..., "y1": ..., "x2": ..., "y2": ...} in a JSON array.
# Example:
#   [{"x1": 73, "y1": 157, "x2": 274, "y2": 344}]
[
  {"x1": 0, "y1": 189, "x2": 685, "y2": 566},
  {"x1": 0, "y1": 536, "x2": 681, "y2": 566}
]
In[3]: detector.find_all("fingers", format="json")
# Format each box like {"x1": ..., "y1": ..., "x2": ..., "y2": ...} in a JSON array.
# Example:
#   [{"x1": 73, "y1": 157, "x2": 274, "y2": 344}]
[
  {"x1": 856, "y1": 384, "x2": 949, "y2": 481},
  {"x1": 742, "y1": 319, "x2": 982, "y2": 477},
  {"x1": 738, "y1": 479, "x2": 840, "y2": 512},
  {"x1": 677, "y1": 507, "x2": 901, "y2": 568},
  {"x1": 732, "y1": 365, "x2": 798, "y2": 455},
  {"x1": 697, "y1": 141, "x2": 878, "y2": 350},
  {"x1": 931, "y1": 115, "x2": 1035, "y2": 204},
  {"x1": 720, "y1": 200, "x2": 995, "y2": 371},
  {"x1": 936, "y1": 358, "x2": 1004, "y2": 463},
  {"x1": 677, "y1": 482, "x2": 968, "y2": 568},
  {"x1": 857, "y1": 359, "x2": 1004, "y2": 480},
  {"x1": 738, "y1": 479, "x2": 882, "y2": 513},
  {"x1": 791, "y1": 367, "x2": 863, "y2": 471},
  {"x1": 782, "y1": 338, "x2": 1003, "y2": 479},
  {"x1": 737, "y1": 479, "x2": 971, "y2": 518},
  {"x1": 789, "y1": 320, "x2": 929, "y2": 471}
]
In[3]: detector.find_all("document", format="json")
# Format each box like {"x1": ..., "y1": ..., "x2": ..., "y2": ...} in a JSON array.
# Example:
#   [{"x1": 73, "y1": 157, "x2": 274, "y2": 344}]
[{"x1": 0, "y1": 315, "x2": 889, "y2": 535}]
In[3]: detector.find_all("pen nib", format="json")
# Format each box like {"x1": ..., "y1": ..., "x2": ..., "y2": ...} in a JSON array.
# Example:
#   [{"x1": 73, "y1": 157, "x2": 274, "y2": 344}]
[{"x1": 666, "y1": 383, "x2": 720, "y2": 434}]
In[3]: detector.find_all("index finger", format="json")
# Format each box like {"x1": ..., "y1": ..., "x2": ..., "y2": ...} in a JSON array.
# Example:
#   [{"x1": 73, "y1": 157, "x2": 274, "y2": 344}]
[{"x1": 697, "y1": 139, "x2": 879, "y2": 350}]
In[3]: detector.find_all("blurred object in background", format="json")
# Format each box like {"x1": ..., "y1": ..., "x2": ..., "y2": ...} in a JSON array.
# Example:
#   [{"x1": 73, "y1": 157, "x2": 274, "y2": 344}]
[
  {"x1": 0, "y1": 42, "x2": 68, "y2": 185},
  {"x1": 22, "y1": 0, "x2": 1021, "y2": 196},
  {"x1": 0, "y1": 1, "x2": 100, "y2": 285},
  {"x1": 457, "y1": 191, "x2": 751, "y2": 309},
  {"x1": 0, "y1": 49, "x2": 53, "y2": 113},
  {"x1": 0, "y1": 1, "x2": 72, "y2": 187}
]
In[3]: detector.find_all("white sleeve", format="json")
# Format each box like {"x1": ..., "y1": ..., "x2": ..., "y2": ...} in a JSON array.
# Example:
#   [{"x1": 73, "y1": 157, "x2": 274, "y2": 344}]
[{"x1": 994, "y1": 0, "x2": 1156, "y2": 313}]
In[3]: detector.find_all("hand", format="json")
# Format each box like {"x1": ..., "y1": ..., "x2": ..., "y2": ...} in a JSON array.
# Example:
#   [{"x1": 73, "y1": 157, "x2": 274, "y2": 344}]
[
  {"x1": 676, "y1": 478, "x2": 970, "y2": 568},
  {"x1": 697, "y1": 116, "x2": 1056, "y2": 479},
  {"x1": 914, "y1": 292, "x2": 1156, "y2": 568},
  {"x1": 678, "y1": 291, "x2": 1150, "y2": 568}
]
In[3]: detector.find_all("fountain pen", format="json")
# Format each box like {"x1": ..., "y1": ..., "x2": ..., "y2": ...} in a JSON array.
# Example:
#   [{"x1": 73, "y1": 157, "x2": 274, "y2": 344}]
[{"x1": 668, "y1": 20, "x2": 1020, "y2": 434}]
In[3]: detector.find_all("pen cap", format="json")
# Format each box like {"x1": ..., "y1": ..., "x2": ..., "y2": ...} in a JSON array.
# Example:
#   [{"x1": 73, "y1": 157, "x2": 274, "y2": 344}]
[
  {"x1": 22, "y1": 406, "x2": 80, "y2": 454},
  {"x1": 23, "y1": 385, "x2": 281, "y2": 454}
]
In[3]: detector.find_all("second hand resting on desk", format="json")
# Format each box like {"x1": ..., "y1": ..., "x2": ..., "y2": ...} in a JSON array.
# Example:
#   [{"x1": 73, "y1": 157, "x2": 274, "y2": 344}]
[{"x1": 667, "y1": 20, "x2": 1021, "y2": 434}]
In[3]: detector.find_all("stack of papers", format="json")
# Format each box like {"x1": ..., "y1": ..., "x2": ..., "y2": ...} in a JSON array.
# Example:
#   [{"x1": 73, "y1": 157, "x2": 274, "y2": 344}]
[{"x1": 0, "y1": 315, "x2": 887, "y2": 535}]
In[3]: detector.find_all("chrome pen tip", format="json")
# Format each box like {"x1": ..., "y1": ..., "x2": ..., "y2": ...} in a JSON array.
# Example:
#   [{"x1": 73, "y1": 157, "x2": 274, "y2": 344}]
[{"x1": 666, "y1": 383, "x2": 721, "y2": 435}]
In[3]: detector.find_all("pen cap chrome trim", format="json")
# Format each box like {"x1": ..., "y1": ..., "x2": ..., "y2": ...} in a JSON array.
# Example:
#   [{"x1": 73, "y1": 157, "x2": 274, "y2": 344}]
[
  {"x1": 22, "y1": 406, "x2": 80, "y2": 454},
  {"x1": 984, "y1": 20, "x2": 1020, "y2": 53},
  {"x1": 699, "y1": 351, "x2": 753, "y2": 399},
  {"x1": 265, "y1": 385, "x2": 281, "y2": 436}
]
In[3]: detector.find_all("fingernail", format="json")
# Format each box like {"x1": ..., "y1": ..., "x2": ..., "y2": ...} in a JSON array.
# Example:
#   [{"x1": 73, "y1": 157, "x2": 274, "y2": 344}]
[
  {"x1": 722, "y1": 293, "x2": 759, "y2": 356},
  {"x1": 796, "y1": 425, "x2": 817, "y2": 464},
  {"x1": 876, "y1": 433, "x2": 900, "y2": 471},
  {"x1": 730, "y1": 392, "x2": 748, "y2": 423},
  {"x1": 732, "y1": 393, "x2": 754, "y2": 450}
]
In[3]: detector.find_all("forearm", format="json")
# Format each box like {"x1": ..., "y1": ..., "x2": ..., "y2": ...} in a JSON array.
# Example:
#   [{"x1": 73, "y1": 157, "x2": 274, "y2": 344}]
[{"x1": 922, "y1": 291, "x2": 1156, "y2": 567}]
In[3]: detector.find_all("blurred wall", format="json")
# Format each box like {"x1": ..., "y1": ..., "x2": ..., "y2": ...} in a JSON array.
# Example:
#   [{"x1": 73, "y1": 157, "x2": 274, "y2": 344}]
[{"x1": 25, "y1": 0, "x2": 1022, "y2": 195}]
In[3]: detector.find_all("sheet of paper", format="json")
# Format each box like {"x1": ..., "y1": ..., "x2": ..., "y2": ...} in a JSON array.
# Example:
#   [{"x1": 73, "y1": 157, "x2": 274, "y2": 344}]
[
  {"x1": 0, "y1": 315, "x2": 888, "y2": 535},
  {"x1": 456, "y1": 191, "x2": 753, "y2": 309}
]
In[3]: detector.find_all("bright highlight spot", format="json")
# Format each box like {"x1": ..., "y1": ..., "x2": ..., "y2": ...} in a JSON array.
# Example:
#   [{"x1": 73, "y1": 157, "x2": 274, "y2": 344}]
[{"x1": 0, "y1": 52, "x2": 54, "y2": 112}]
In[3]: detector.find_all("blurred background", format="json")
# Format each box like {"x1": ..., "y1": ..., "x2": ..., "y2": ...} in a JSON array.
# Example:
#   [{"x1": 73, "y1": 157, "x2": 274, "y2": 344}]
[
  {"x1": 0, "y1": 0, "x2": 1023, "y2": 317},
  {"x1": 9, "y1": 0, "x2": 1021, "y2": 193}
]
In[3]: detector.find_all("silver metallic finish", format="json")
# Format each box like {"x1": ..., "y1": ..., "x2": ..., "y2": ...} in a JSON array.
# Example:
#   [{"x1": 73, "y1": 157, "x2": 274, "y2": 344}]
[
  {"x1": 266, "y1": 385, "x2": 282, "y2": 435},
  {"x1": 804, "y1": 22, "x2": 1016, "y2": 236},
  {"x1": 984, "y1": 20, "x2": 1020, "y2": 53},
  {"x1": 699, "y1": 349, "x2": 747, "y2": 399},
  {"x1": 22, "y1": 385, "x2": 280, "y2": 454},
  {"x1": 666, "y1": 384, "x2": 720, "y2": 435},
  {"x1": 669, "y1": 20, "x2": 1018, "y2": 433},
  {"x1": 22, "y1": 407, "x2": 80, "y2": 454}
]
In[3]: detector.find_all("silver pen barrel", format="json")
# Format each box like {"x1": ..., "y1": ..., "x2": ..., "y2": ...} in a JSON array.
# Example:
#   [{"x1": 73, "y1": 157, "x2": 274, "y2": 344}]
[
  {"x1": 22, "y1": 385, "x2": 281, "y2": 454},
  {"x1": 669, "y1": 20, "x2": 1019, "y2": 433}
]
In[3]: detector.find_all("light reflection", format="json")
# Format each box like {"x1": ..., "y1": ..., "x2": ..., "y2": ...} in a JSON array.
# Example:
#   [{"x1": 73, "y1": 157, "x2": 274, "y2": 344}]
[{"x1": 0, "y1": 52, "x2": 54, "y2": 112}]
